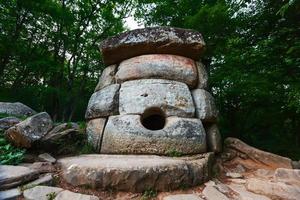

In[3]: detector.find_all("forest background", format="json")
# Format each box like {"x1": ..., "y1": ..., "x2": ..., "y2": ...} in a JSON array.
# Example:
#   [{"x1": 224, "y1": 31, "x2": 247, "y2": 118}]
[{"x1": 1, "y1": 0, "x2": 300, "y2": 159}]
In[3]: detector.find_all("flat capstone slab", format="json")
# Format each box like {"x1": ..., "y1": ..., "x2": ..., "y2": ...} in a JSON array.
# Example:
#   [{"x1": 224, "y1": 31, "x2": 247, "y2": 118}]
[
  {"x1": 100, "y1": 27, "x2": 206, "y2": 65},
  {"x1": 119, "y1": 79, "x2": 195, "y2": 117},
  {"x1": 116, "y1": 54, "x2": 198, "y2": 87},
  {"x1": 101, "y1": 115, "x2": 206, "y2": 155},
  {"x1": 58, "y1": 153, "x2": 213, "y2": 192}
]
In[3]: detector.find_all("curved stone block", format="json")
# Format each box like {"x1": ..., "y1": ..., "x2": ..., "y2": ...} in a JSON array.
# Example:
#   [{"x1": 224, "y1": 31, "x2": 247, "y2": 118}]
[
  {"x1": 86, "y1": 118, "x2": 107, "y2": 152},
  {"x1": 205, "y1": 124, "x2": 222, "y2": 153},
  {"x1": 101, "y1": 115, "x2": 206, "y2": 155},
  {"x1": 119, "y1": 79, "x2": 195, "y2": 117},
  {"x1": 196, "y1": 62, "x2": 208, "y2": 89},
  {"x1": 116, "y1": 54, "x2": 197, "y2": 87},
  {"x1": 94, "y1": 65, "x2": 116, "y2": 92},
  {"x1": 192, "y1": 89, "x2": 218, "y2": 122},
  {"x1": 58, "y1": 153, "x2": 213, "y2": 192},
  {"x1": 85, "y1": 84, "x2": 120, "y2": 119},
  {"x1": 100, "y1": 27, "x2": 206, "y2": 65}
]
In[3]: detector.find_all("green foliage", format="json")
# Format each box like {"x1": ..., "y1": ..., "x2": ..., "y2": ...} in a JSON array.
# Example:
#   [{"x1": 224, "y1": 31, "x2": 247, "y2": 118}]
[
  {"x1": 141, "y1": 188, "x2": 157, "y2": 200},
  {"x1": 0, "y1": 132, "x2": 25, "y2": 165},
  {"x1": 46, "y1": 192, "x2": 56, "y2": 200},
  {"x1": 166, "y1": 148, "x2": 183, "y2": 157}
]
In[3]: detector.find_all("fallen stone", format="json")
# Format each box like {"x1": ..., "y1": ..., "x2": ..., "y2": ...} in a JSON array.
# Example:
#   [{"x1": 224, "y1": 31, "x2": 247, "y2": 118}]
[
  {"x1": 101, "y1": 115, "x2": 206, "y2": 155},
  {"x1": 196, "y1": 62, "x2": 208, "y2": 89},
  {"x1": 0, "y1": 117, "x2": 21, "y2": 130},
  {"x1": 119, "y1": 79, "x2": 195, "y2": 117},
  {"x1": 85, "y1": 84, "x2": 120, "y2": 119},
  {"x1": 274, "y1": 168, "x2": 300, "y2": 186},
  {"x1": 58, "y1": 153, "x2": 213, "y2": 192},
  {"x1": 22, "y1": 173, "x2": 53, "y2": 190},
  {"x1": 0, "y1": 165, "x2": 39, "y2": 190},
  {"x1": 86, "y1": 118, "x2": 107, "y2": 152},
  {"x1": 226, "y1": 172, "x2": 243, "y2": 179},
  {"x1": 25, "y1": 162, "x2": 56, "y2": 173},
  {"x1": 115, "y1": 54, "x2": 198, "y2": 87},
  {"x1": 0, "y1": 188, "x2": 22, "y2": 200},
  {"x1": 228, "y1": 184, "x2": 271, "y2": 200},
  {"x1": 23, "y1": 186, "x2": 64, "y2": 200},
  {"x1": 192, "y1": 89, "x2": 218, "y2": 122},
  {"x1": 100, "y1": 27, "x2": 206, "y2": 65},
  {"x1": 5, "y1": 112, "x2": 53, "y2": 148},
  {"x1": 202, "y1": 185, "x2": 229, "y2": 200},
  {"x1": 224, "y1": 137, "x2": 293, "y2": 169},
  {"x1": 42, "y1": 122, "x2": 79, "y2": 142},
  {"x1": 0, "y1": 102, "x2": 36, "y2": 117},
  {"x1": 54, "y1": 190, "x2": 99, "y2": 200},
  {"x1": 205, "y1": 124, "x2": 222, "y2": 153},
  {"x1": 94, "y1": 65, "x2": 116, "y2": 92},
  {"x1": 163, "y1": 194, "x2": 203, "y2": 200},
  {"x1": 246, "y1": 178, "x2": 300, "y2": 200},
  {"x1": 38, "y1": 153, "x2": 56, "y2": 163}
]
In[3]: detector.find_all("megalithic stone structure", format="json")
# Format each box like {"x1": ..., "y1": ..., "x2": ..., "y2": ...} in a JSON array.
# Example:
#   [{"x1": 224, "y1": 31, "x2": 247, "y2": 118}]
[{"x1": 58, "y1": 27, "x2": 222, "y2": 192}]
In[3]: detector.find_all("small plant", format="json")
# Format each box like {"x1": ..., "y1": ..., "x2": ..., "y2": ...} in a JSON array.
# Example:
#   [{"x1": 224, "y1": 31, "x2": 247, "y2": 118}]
[
  {"x1": 0, "y1": 132, "x2": 25, "y2": 165},
  {"x1": 166, "y1": 148, "x2": 183, "y2": 157},
  {"x1": 46, "y1": 192, "x2": 57, "y2": 200},
  {"x1": 141, "y1": 188, "x2": 157, "y2": 200}
]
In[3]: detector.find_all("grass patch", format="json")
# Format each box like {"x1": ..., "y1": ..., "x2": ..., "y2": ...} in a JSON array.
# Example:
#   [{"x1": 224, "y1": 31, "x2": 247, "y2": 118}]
[
  {"x1": 0, "y1": 113, "x2": 27, "y2": 120},
  {"x1": 166, "y1": 148, "x2": 183, "y2": 157},
  {"x1": 46, "y1": 192, "x2": 57, "y2": 200},
  {"x1": 141, "y1": 188, "x2": 157, "y2": 200},
  {"x1": 0, "y1": 131, "x2": 25, "y2": 165}
]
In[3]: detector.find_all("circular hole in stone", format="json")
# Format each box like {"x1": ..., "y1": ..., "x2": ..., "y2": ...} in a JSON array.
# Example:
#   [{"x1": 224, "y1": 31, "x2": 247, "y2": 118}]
[{"x1": 141, "y1": 107, "x2": 166, "y2": 130}]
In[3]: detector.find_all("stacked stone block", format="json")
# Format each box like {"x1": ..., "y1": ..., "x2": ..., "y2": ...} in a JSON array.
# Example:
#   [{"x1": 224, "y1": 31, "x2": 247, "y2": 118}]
[{"x1": 85, "y1": 27, "x2": 221, "y2": 155}]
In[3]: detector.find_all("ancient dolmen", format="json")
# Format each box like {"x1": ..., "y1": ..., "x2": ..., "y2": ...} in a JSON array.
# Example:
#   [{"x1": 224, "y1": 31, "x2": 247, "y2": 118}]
[{"x1": 58, "y1": 27, "x2": 221, "y2": 192}]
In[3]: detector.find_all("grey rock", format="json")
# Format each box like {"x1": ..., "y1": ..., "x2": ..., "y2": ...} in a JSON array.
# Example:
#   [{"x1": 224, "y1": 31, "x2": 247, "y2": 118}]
[
  {"x1": 116, "y1": 54, "x2": 198, "y2": 87},
  {"x1": 85, "y1": 84, "x2": 120, "y2": 119},
  {"x1": 86, "y1": 118, "x2": 107, "y2": 152},
  {"x1": 94, "y1": 65, "x2": 116, "y2": 92},
  {"x1": 192, "y1": 89, "x2": 218, "y2": 122},
  {"x1": 196, "y1": 62, "x2": 208, "y2": 89},
  {"x1": 38, "y1": 153, "x2": 56, "y2": 163},
  {"x1": 225, "y1": 137, "x2": 293, "y2": 169},
  {"x1": 246, "y1": 178, "x2": 300, "y2": 200},
  {"x1": 0, "y1": 102, "x2": 36, "y2": 117},
  {"x1": 5, "y1": 112, "x2": 53, "y2": 148},
  {"x1": 0, "y1": 165, "x2": 39, "y2": 190},
  {"x1": 101, "y1": 115, "x2": 206, "y2": 155},
  {"x1": 54, "y1": 190, "x2": 99, "y2": 200},
  {"x1": 226, "y1": 172, "x2": 243, "y2": 179},
  {"x1": 205, "y1": 124, "x2": 222, "y2": 153},
  {"x1": 228, "y1": 184, "x2": 271, "y2": 200},
  {"x1": 119, "y1": 79, "x2": 195, "y2": 117},
  {"x1": 0, "y1": 117, "x2": 21, "y2": 130},
  {"x1": 23, "y1": 186, "x2": 63, "y2": 200},
  {"x1": 100, "y1": 27, "x2": 206, "y2": 65},
  {"x1": 292, "y1": 161, "x2": 300, "y2": 169},
  {"x1": 254, "y1": 169, "x2": 274, "y2": 179},
  {"x1": 0, "y1": 188, "x2": 22, "y2": 200},
  {"x1": 202, "y1": 185, "x2": 229, "y2": 200},
  {"x1": 42, "y1": 122, "x2": 79, "y2": 142},
  {"x1": 24, "y1": 162, "x2": 56, "y2": 173},
  {"x1": 58, "y1": 153, "x2": 213, "y2": 192},
  {"x1": 22, "y1": 173, "x2": 54, "y2": 189},
  {"x1": 163, "y1": 194, "x2": 203, "y2": 200},
  {"x1": 274, "y1": 168, "x2": 300, "y2": 186}
]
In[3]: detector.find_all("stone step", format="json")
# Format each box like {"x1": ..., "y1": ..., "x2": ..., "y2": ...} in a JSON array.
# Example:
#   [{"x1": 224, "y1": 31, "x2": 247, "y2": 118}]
[{"x1": 58, "y1": 153, "x2": 213, "y2": 192}]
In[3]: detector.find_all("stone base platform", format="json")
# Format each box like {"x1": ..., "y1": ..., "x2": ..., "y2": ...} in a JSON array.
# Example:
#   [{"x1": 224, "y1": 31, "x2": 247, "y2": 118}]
[{"x1": 57, "y1": 153, "x2": 214, "y2": 192}]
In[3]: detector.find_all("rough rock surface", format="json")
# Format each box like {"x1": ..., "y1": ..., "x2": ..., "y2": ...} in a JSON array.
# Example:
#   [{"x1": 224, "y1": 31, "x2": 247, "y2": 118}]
[
  {"x1": 0, "y1": 188, "x2": 22, "y2": 200},
  {"x1": 42, "y1": 122, "x2": 79, "y2": 142},
  {"x1": 202, "y1": 185, "x2": 229, "y2": 200},
  {"x1": 224, "y1": 137, "x2": 293, "y2": 169},
  {"x1": 100, "y1": 27, "x2": 206, "y2": 65},
  {"x1": 38, "y1": 153, "x2": 56, "y2": 163},
  {"x1": 94, "y1": 65, "x2": 116, "y2": 92},
  {"x1": 274, "y1": 168, "x2": 300, "y2": 186},
  {"x1": 4, "y1": 112, "x2": 53, "y2": 148},
  {"x1": 58, "y1": 153, "x2": 213, "y2": 192},
  {"x1": 23, "y1": 186, "x2": 64, "y2": 200},
  {"x1": 24, "y1": 162, "x2": 56, "y2": 173},
  {"x1": 101, "y1": 115, "x2": 206, "y2": 155},
  {"x1": 0, "y1": 116, "x2": 20, "y2": 130},
  {"x1": 85, "y1": 84, "x2": 120, "y2": 119},
  {"x1": 192, "y1": 89, "x2": 218, "y2": 122},
  {"x1": 55, "y1": 190, "x2": 99, "y2": 200},
  {"x1": 0, "y1": 102, "x2": 36, "y2": 117},
  {"x1": 119, "y1": 79, "x2": 195, "y2": 117},
  {"x1": 205, "y1": 124, "x2": 222, "y2": 153},
  {"x1": 163, "y1": 194, "x2": 203, "y2": 200},
  {"x1": 196, "y1": 62, "x2": 208, "y2": 89},
  {"x1": 86, "y1": 118, "x2": 106, "y2": 152},
  {"x1": 23, "y1": 173, "x2": 54, "y2": 189},
  {"x1": 115, "y1": 54, "x2": 198, "y2": 87},
  {"x1": 0, "y1": 165, "x2": 39, "y2": 190}
]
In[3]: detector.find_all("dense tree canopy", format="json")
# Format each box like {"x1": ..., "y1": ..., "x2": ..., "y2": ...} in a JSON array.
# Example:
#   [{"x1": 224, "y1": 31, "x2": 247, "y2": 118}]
[{"x1": 1, "y1": 0, "x2": 300, "y2": 159}]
